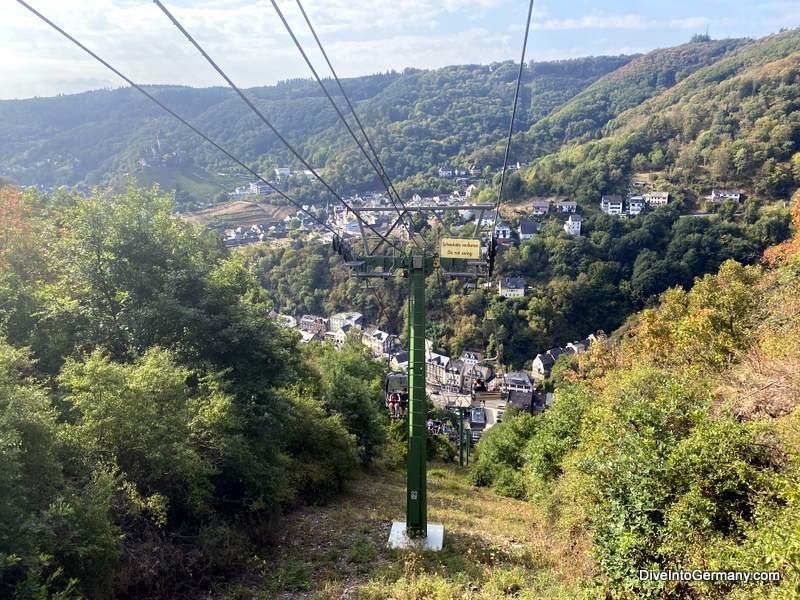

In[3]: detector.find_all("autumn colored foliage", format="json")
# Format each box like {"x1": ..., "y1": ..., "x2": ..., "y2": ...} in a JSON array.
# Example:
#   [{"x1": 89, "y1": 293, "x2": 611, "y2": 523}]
[
  {"x1": 763, "y1": 196, "x2": 800, "y2": 265},
  {"x1": 0, "y1": 187, "x2": 31, "y2": 265}
]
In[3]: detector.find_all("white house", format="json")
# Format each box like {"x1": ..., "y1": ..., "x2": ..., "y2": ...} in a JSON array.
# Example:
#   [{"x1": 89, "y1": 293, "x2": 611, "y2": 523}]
[
  {"x1": 564, "y1": 213, "x2": 582, "y2": 236},
  {"x1": 644, "y1": 191, "x2": 669, "y2": 205},
  {"x1": 502, "y1": 371, "x2": 533, "y2": 393},
  {"x1": 711, "y1": 188, "x2": 741, "y2": 202},
  {"x1": 438, "y1": 165, "x2": 454, "y2": 178},
  {"x1": 498, "y1": 277, "x2": 525, "y2": 298},
  {"x1": 532, "y1": 353, "x2": 554, "y2": 380},
  {"x1": 461, "y1": 351, "x2": 483, "y2": 367},
  {"x1": 275, "y1": 167, "x2": 291, "y2": 178},
  {"x1": 249, "y1": 181, "x2": 274, "y2": 195},
  {"x1": 628, "y1": 196, "x2": 646, "y2": 216},
  {"x1": 555, "y1": 200, "x2": 578, "y2": 213},
  {"x1": 532, "y1": 200, "x2": 550, "y2": 215},
  {"x1": 601, "y1": 195, "x2": 624, "y2": 215},
  {"x1": 494, "y1": 222, "x2": 511, "y2": 241},
  {"x1": 329, "y1": 312, "x2": 363, "y2": 333},
  {"x1": 230, "y1": 186, "x2": 256, "y2": 200}
]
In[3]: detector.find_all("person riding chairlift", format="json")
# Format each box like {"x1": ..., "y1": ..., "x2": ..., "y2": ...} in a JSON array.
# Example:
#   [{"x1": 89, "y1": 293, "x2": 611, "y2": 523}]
[
  {"x1": 473, "y1": 377, "x2": 487, "y2": 407},
  {"x1": 389, "y1": 388, "x2": 400, "y2": 417},
  {"x1": 399, "y1": 388, "x2": 409, "y2": 417}
]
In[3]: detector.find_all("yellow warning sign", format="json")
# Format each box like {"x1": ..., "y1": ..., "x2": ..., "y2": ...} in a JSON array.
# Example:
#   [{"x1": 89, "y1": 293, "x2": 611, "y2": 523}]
[{"x1": 440, "y1": 238, "x2": 481, "y2": 259}]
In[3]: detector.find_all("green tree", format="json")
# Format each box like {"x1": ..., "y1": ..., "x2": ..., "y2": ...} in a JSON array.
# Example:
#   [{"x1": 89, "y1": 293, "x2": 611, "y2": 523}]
[
  {"x1": 0, "y1": 341, "x2": 119, "y2": 599},
  {"x1": 306, "y1": 336, "x2": 388, "y2": 462}
]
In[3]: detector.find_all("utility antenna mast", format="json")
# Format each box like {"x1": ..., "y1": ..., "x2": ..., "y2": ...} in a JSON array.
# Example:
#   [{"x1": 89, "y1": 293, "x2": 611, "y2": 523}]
[{"x1": 333, "y1": 204, "x2": 497, "y2": 549}]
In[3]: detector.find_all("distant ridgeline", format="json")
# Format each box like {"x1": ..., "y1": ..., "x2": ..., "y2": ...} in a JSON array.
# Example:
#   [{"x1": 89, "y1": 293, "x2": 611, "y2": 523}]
[
  {"x1": 0, "y1": 55, "x2": 634, "y2": 200},
  {"x1": 3, "y1": 29, "x2": 800, "y2": 209}
]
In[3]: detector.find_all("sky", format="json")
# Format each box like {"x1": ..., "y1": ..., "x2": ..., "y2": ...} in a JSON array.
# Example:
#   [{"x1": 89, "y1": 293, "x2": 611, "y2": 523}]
[{"x1": 1, "y1": 0, "x2": 799, "y2": 100}]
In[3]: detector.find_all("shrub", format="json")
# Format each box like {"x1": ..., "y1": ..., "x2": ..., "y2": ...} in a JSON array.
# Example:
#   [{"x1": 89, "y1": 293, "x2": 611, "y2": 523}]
[
  {"x1": 467, "y1": 411, "x2": 538, "y2": 490},
  {"x1": 0, "y1": 342, "x2": 119, "y2": 599}
]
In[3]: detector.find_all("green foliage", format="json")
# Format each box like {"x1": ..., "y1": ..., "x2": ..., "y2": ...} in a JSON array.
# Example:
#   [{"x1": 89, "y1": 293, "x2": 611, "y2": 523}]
[
  {"x1": 467, "y1": 411, "x2": 538, "y2": 497},
  {"x1": 520, "y1": 38, "x2": 750, "y2": 163},
  {"x1": 576, "y1": 370, "x2": 779, "y2": 597},
  {"x1": 277, "y1": 386, "x2": 359, "y2": 506},
  {"x1": 427, "y1": 433, "x2": 457, "y2": 462},
  {"x1": 1, "y1": 54, "x2": 637, "y2": 202},
  {"x1": 524, "y1": 384, "x2": 593, "y2": 483},
  {"x1": 305, "y1": 336, "x2": 387, "y2": 462},
  {"x1": 631, "y1": 260, "x2": 764, "y2": 369},
  {"x1": 0, "y1": 185, "x2": 394, "y2": 597},
  {"x1": 59, "y1": 348, "x2": 236, "y2": 521},
  {"x1": 0, "y1": 341, "x2": 119, "y2": 599}
]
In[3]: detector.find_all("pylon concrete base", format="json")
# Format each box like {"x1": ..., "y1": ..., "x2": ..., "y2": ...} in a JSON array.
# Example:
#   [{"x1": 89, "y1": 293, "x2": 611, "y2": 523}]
[{"x1": 387, "y1": 522, "x2": 444, "y2": 551}]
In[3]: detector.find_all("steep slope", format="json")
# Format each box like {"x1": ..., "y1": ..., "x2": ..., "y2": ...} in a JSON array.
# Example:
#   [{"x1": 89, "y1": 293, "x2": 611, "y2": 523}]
[
  {"x1": 522, "y1": 28, "x2": 800, "y2": 204},
  {"x1": 518, "y1": 37, "x2": 752, "y2": 157},
  {"x1": 469, "y1": 203, "x2": 800, "y2": 598}
]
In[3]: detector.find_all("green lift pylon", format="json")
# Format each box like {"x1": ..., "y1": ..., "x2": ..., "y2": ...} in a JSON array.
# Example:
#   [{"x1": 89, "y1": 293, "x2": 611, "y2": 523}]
[
  {"x1": 406, "y1": 250, "x2": 428, "y2": 538},
  {"x1": 335, "y1": 204, "x2": 495, "y2": 549}
]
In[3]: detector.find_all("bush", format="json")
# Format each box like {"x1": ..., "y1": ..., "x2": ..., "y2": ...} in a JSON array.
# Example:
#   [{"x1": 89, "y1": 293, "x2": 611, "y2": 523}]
[
  {"x1": 278, "y1": 387, "x2": 359, "y2": 506},
  {"x1": 578, "y1": 369, "x2": 779, "y2": 596},
  {"x1": 0, "y1": 341, "x2": 119, "y2": 599},
  {"x1": 467, "y1": 411, "x2": 539, "y2": 490},
  {"x1": 524, "y1": 384, "x2": 592, "y2": 482},
  {"x1": 59, "y1": 348, "x2": 236, "y2": 523}
]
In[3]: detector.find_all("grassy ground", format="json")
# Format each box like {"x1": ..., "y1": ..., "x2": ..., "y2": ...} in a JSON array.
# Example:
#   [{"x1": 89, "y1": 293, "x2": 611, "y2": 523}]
[
  {"x1": 220, "y1": 463, "x2": 594, "y2": 599},
  {"x1": 132, "y1": 166, "x2": 244, "y2": 201}
]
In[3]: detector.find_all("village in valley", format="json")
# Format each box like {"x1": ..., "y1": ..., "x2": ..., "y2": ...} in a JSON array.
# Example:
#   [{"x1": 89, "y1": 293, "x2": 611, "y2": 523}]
[
  {"x1": 209, "y1": 160, "x2": 745, "y2": 249},
  {"x1": 206, "y1": 163, "x2": 741, "y2": 441},
  {"x1": 270, "y1": 300, "x2": 608, "y2": 439}
]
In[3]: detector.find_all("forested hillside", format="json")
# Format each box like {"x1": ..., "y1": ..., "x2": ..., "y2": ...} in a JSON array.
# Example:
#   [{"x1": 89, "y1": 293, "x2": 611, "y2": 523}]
[
  {"x1": 3, "y1": 182, "x2": 797, "y2": 598},
  {"x1": 4, "y1": 27, "x2": 800, "y2": 596},
  {"x1": 469, "y1": 202, "x2": 800, "y2": 598},
  {"x1": 516, "y1": 37, "x2": 752, "y2": 158},
  {"x1": 6, "y1": 30, "x2": 800, "y2": 212},
  {"x1": 242, "y1": 197, "x2": 791, "y2": 369},
  {"x1": 519, "y1": 29, "x2": 800, "y2": 203},
  {"x1": 0, "y1": 56, "x2": 632, "y2": 195},
  {"x1": 5, "y1": 31, "x2": 800, "y2": 213},
  {"x1": 0, "y1": 184, "x2": 389, "y2": 598}
]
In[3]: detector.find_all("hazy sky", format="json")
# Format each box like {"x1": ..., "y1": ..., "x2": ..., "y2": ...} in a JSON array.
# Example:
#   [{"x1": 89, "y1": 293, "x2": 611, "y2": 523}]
[{"x1": 2, "y1": 0, "x2": 799, "y2": 100}]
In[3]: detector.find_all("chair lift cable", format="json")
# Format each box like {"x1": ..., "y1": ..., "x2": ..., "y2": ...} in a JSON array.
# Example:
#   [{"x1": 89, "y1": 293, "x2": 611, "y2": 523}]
[
  {"x1": 270, "y1": 0, "x2": 422, "y2": 251},
  {"x1": 15, "y1": 0, "x2": 338, "y2": 239},
  {"x1": 153, "y1": 0, "x2": 404, "y2": 254},
  {"x1": 475, "y1": 0, "x2": 536, "y2": 240}
]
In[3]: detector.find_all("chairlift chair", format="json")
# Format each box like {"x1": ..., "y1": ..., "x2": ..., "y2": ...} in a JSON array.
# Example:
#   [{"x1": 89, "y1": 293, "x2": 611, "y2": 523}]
[
  {"x1": 385, "y1": 371, "x2": 408, "y2": 407},
  {"x1": 468, "y1": 315, "x2": 508, "y2": 404}
]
